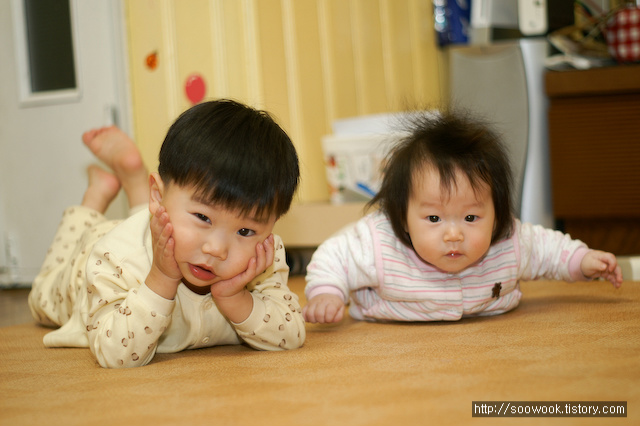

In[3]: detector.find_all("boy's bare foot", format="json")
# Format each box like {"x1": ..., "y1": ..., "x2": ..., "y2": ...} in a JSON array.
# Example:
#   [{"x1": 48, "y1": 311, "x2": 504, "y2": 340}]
[
  {"x1": 82, "y1": 165, "x2": 121, "y2": 214},
  {"x1": 82, "y1": 126, "x2": 149, "y2": 208}
]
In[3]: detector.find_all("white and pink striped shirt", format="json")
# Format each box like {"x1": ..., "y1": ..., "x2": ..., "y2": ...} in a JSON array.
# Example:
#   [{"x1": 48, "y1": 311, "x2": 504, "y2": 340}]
[{"x1": 305, "y1": 211, "x2": 589, "y2": 322}]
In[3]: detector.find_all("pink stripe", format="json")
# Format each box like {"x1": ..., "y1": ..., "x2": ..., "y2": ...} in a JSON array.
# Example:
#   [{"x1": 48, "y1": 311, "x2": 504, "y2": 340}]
[
  {"x1": 384, "y1": 263, "x2": 515, "y2": 284},
  {"x1": 379, "y1": 242, "x2": 516, "y2": 269}
]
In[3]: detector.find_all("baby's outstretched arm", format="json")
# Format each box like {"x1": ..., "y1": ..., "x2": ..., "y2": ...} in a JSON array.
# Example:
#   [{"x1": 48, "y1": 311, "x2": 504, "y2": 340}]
[
  {"x1": 303, "y1": 294, "x2": 345, "y2": 324},
  {"x1": 580, "y1": 250, "x2": 623, "y2": 288}
]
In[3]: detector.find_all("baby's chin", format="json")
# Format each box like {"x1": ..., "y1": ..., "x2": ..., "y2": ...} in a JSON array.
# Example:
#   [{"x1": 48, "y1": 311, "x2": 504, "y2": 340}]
[{"x1": 424, "y1": 257, "x2": 484, "y2": 274}]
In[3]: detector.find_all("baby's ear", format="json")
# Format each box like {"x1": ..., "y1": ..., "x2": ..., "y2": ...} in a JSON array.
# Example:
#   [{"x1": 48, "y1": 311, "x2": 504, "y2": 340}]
[{"x1": 148, "y1": 173, "x2": 164, "y2": 215}]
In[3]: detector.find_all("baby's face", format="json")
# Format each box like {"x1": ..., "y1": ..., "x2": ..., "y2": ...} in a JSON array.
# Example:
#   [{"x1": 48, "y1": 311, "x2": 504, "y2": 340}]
[
  {"x1": 160, "y1": 183, "x2": 276, "y2": 291},
  {"x1": 405, "y1": 166, "x2": 495, "y2": 273}
]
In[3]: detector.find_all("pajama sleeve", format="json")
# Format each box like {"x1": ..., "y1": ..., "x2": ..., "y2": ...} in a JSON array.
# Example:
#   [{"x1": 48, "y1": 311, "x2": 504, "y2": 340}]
[
  {"x1": 305, "y1": 218, "x2": 378, "y2": 302},
  {"x1": 231, "y1": 235, "x2": 305, "y2": 351},
  {"x1": 84, "y1": 244, "x2": 174, "y2": 369},
  {"x1": 516, "y1": 220, "x2": 590, "y2": 282}
]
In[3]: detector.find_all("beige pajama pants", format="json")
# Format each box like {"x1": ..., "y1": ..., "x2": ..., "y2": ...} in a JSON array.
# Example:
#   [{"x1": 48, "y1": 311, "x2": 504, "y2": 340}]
[{"x1": 28, "y1": 206, "x2": 120, "y2": 327}]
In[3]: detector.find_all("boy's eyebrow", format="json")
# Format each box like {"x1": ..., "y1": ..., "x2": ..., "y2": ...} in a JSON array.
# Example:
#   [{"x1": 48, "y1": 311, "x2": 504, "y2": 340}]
[
  {"x1": 189, "y1": 193, "x2": 273, "y2": 224},
  {"x1": 243, "y1": 212, "x2": 272, "y2": 225}
]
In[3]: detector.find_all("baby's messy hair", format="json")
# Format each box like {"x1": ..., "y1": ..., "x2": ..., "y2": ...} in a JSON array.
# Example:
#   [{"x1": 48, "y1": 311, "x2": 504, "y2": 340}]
[
  {"x1": 158, "y1": 99, "x2": 299, "y2": 220},
  {"x1": 368, "y1": 108, "x2": 514, "y2": 248}
]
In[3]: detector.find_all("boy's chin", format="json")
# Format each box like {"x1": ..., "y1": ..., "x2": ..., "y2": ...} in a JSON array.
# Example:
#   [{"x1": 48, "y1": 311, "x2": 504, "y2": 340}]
[{"x1": 181, "y1": 280, "x2": 212, "y2": 295}]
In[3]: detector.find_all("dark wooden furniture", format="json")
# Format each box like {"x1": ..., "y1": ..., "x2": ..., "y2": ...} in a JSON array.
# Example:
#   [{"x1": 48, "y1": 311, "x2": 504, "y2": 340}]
[{"x1": 545, "y1": 64, "x2": 640, "y2": 255}]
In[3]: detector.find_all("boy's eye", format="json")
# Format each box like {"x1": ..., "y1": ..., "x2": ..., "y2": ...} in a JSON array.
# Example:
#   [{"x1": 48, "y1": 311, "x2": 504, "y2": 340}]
[
  {"x1": 427, "y1": 215, "x2": 440, "y2": 223},
  {"x1": 465, "y1": 215, "x2": 478, "y2": 222},
  {"x1": 194, "y1": 213, "x2": 211, "y2": 223},
  {"x1": 237, "y1": 228, "x2": 255, "y2": 237}
]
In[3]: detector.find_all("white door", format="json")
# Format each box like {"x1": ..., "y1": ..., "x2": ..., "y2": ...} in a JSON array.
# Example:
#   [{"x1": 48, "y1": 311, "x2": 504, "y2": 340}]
[{"x1": 0, "y1": 0, "x2": 131, "y2": 286}]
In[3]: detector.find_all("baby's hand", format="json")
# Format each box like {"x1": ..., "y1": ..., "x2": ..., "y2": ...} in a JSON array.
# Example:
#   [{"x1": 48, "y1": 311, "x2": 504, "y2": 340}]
[
  {"x1": 303, "y1": 294, "x2": 345, "y2": 324},
  {"x1": 210, "y1": 234, "x2": 275, "y2": 299},
  {"x1": 580, "y1": 250, "x2": 623, "y2": 288}
]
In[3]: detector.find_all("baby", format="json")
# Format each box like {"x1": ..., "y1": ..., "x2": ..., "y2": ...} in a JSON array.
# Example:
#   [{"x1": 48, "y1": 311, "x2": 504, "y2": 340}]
[{"x1": 304, "y1": 110, "x2": 622, "y2": 323}]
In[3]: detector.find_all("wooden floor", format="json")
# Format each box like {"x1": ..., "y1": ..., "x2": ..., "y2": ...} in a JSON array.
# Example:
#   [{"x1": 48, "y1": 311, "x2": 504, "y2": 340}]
[
  {"x1": 2, "y1": 278, "x2": 637, "y2": 426},
  {"x1": 0, "y1": 288, "x2": 33, "y2": 327}
]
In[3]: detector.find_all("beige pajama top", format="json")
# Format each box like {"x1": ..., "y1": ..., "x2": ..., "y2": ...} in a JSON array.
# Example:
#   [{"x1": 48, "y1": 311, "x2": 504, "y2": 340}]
[{"x1": 29, "y1": 206, "x2": 305, "y2": 368}]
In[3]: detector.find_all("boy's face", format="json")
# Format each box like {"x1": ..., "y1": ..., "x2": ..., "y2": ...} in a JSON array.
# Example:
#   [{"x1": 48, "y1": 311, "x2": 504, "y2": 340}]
[
  {"x1": 405, "y1": 166, "x2": 495, "y2": 273},
  {"x1": 153, "y1": 179, "x2": 276, "y2": 291}
]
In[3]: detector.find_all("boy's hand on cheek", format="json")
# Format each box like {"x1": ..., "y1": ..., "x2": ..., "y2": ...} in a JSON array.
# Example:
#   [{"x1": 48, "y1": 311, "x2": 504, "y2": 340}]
[
  {"x1": 210, "y1": 235, "x2": 275, "y2": 323},
  {"x1": 146, "y1": 206, "x2": 182, "y2": 299}
]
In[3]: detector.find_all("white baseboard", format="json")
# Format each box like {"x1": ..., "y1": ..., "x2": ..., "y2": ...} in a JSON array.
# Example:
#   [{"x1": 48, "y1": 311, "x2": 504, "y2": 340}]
[{"x1": 618, "y1": 256, "x2": 640, "y2": 282}]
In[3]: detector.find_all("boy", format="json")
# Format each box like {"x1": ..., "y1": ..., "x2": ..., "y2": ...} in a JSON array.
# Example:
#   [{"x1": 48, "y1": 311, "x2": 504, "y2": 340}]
[{"x1": 29, "y1": 99, "x2": 305, "y2": 368}]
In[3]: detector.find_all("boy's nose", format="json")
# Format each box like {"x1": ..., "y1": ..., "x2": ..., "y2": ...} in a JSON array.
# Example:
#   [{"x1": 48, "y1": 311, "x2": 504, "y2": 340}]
[{"x1": 202, "y1": 239, "x2": 227, "y2": 260}]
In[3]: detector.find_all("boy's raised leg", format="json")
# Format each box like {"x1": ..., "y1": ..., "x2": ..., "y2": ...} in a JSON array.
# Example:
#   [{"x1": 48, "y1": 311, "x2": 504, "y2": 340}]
[
  {"x1": 82, "y1": 165, "x2": 121, "y2": 214},
  {"x1": 82, "y1": 126, "x2": 149, "y2": 208}
]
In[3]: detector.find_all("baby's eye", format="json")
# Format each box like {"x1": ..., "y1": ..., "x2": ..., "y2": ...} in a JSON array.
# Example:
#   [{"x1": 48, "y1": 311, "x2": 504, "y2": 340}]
[
  {"x1": 194, "y1": 213, "x2": 211, "y2": 223},
  {"x1": 237, "y1": 228, "x2": 256, "y2": 237},
  {"x1": 427, "y1": 215, "x2": 440, "y2": 223},
  {"x1": 465, "y1": 215, "x2": 478, "y2": 222}
]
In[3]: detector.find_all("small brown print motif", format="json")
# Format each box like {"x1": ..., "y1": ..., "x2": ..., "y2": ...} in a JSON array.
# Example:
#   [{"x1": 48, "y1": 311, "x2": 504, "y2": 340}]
[{"x1": 492, "y1": 282, "x2": 502, "y2": 298}]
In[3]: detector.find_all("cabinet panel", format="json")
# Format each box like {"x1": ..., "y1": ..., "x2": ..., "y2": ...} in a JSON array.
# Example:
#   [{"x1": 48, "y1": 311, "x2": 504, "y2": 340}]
[
  {"x1": 546, "y1": 65, "x2": 640, "y2": 255},
  {"x1": 549, "y1": 94, "x2": 640, "y2": 217}
]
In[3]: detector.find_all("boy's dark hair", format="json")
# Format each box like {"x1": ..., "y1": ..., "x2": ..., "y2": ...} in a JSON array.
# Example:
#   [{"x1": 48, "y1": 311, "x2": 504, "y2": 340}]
[
  {"x1": 158, "y1": 99, "x2": 299, "y2": 219},
  {"x1": 368, "y1": 109, "x2": 514, "y2": 248}
]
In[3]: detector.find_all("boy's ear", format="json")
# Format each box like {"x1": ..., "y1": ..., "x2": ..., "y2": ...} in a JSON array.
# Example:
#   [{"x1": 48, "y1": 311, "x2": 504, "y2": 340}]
[{"x1": 148, "y1": 172, "x2": 164, "y2": 215}]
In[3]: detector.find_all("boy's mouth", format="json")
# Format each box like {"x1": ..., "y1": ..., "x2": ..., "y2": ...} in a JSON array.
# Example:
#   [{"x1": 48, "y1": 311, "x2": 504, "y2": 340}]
[{"x1": 188, "y1": 263, "x2": 216, "y2": 281}]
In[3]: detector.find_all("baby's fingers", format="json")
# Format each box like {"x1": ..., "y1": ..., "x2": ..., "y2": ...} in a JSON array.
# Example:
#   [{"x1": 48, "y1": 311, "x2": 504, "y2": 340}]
[
  {"x1": 303, "y1": 299, "x2": 343, "y2": 324},
  {"x1": 603, "y1": 265, "x2": 623, "y2": 288}
]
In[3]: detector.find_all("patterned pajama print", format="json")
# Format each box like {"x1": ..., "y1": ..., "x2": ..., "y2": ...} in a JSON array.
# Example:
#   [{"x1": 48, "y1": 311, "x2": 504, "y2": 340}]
[{"x1": 29, "y1": 206, "x2": 305, "y2": 368}]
